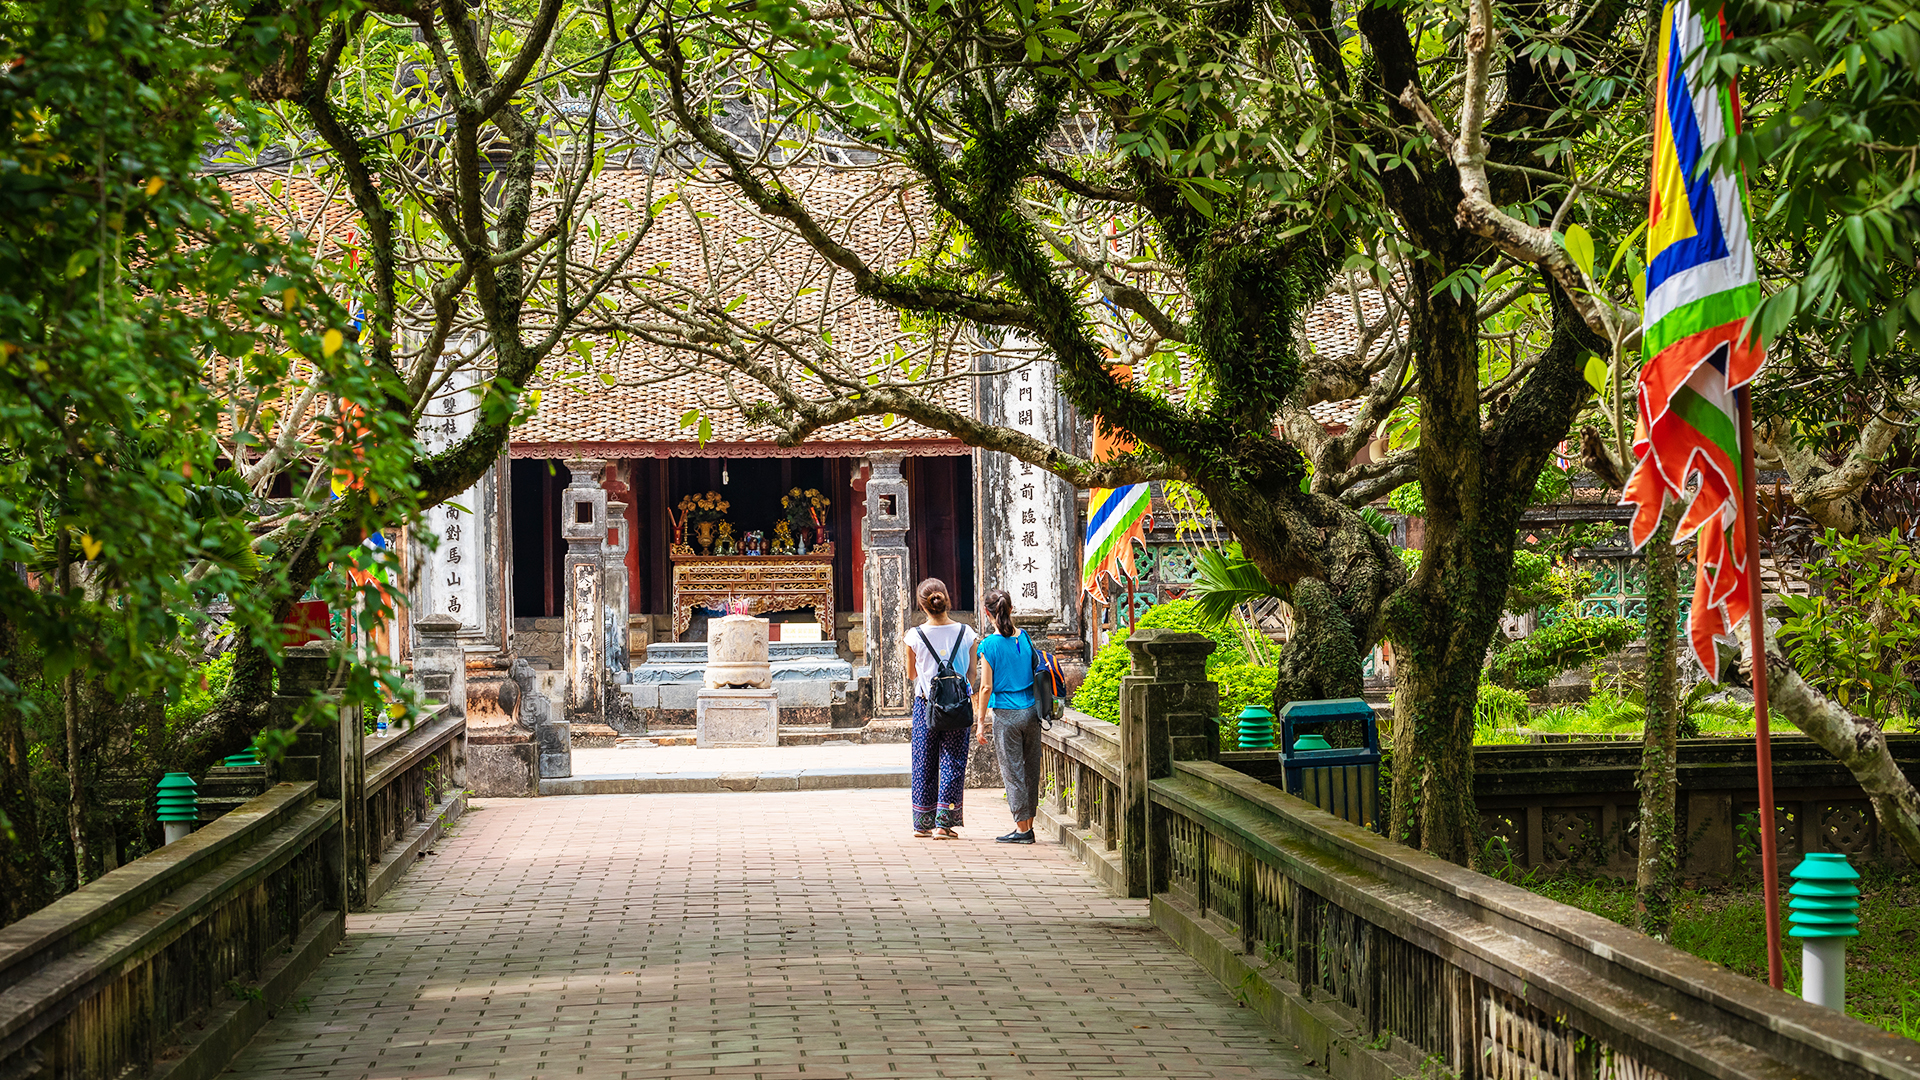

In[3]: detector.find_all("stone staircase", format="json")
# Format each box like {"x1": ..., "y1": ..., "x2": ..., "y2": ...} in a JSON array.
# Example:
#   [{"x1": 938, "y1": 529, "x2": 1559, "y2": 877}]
[{"x1": 619, "y1": 722, "x2": 868, "y2": 747}]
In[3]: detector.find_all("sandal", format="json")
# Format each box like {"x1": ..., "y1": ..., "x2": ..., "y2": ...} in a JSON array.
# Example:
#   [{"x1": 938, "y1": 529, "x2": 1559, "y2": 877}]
[
  {"x1": 913, "y1": 830, "x2": 933, "y2": 838},
  {"x1": 933, "y1": 828, "x2": 959, "y2": 840}
]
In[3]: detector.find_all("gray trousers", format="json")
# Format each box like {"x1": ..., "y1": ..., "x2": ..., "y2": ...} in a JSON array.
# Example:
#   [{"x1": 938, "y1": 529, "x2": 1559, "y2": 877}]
[{"x1": 993, "y1": 706, "x2": 1043, "y2": 823}]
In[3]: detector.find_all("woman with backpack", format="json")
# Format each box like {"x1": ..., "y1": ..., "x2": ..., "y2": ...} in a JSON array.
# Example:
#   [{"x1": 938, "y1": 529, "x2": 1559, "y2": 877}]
[
  {"x1": 905, "y1": 577, "x2": 978, "y2": 838},
  {"x1": 972, "y1": 589, "x2": 1043, "y2": 844}
]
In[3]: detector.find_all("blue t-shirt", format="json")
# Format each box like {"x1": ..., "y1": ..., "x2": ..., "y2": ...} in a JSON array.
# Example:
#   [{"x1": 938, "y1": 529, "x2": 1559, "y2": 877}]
[{"x1": 978, "y1": 631, "x2": 1037, "y2": 710}]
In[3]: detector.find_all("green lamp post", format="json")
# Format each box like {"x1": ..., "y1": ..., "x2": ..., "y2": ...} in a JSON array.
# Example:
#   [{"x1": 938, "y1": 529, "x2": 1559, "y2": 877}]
[
  {"x1": 1789, "y1": 852, "x2": 1860, "y2": 1010},
  {"x1": 1235, "y1": 705, "x2": 1276, "y2": 751},
  {"x1": 156, "y1": 772, "x2": 198, "y2": 845}
]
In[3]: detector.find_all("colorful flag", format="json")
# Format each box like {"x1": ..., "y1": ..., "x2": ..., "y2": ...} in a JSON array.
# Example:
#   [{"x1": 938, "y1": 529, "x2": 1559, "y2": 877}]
[
  {"x1": 1621, "y1": 0, "x2": 1764, "y2": 680},
  {"x1": 1082, "y1": 423, "x2": 1149, "y2": 604}
]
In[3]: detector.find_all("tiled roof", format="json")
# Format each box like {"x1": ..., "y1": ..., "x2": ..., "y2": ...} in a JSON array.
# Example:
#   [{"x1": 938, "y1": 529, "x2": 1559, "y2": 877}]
[
  {"x1": 222, "y1": 166, "x2": 1391, "y2": 452},
  {"x1": 1298, "y1": 278, "x2": 1406, "y2": 432},
  {"x1": 514, "y1": 170, "x2": 968, "y2": 452}
]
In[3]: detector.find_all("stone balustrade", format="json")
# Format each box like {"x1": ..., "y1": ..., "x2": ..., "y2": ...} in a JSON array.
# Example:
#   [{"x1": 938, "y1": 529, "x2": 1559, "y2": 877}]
[
  {"x1": 1038, "y1": 628, "x2": 1920, "y2": 1080},
  {"x1": 0, "y1": 641, "x2": 466, "y2": 1079}
]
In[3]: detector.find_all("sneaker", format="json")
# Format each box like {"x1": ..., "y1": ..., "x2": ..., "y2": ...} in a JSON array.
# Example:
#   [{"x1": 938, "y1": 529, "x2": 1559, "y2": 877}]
[{"x1": 995, "y1": 830, "x2": 1035, "y2": 844}]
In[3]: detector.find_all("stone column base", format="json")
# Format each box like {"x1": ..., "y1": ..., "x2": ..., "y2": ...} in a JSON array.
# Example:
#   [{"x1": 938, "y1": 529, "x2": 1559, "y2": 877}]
[
  {"x1": 697, "y1": 689, "x2": 779, "y2": 747},
  {"x1": 467, "y1": 735, "x2": 537, "y2": 797}
]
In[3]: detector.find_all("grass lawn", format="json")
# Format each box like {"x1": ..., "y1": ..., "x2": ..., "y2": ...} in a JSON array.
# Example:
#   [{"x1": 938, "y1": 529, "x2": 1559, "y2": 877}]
[{"x1": 1515, "y1": 870, "x2": 1920, "y2": 1039}]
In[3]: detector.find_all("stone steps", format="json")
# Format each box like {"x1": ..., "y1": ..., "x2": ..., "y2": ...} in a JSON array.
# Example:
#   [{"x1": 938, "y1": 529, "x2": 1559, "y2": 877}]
[{"x1": 620, "y1": 724, "x2": 866, "y2": 748}]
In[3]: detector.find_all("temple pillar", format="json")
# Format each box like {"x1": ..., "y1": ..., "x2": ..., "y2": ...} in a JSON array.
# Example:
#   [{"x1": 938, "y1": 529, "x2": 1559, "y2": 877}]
[
  {"x1": 410, "y1": 338, "x2": 507, "y2": 656},
  {"x1": 863, "y1": 451, "x2": 912, "y2": 720},
  {"x1": 561, "y1": 458, "x2": 608, "y2": 725},
  {"x1": 603, "y1": 498, "x2": 633, "y2": 729},
  {"x1": 975, "y1": 349, "x2": 1078, "y2": 635},
  {"x1": 604, "y1": 499, "x2": 632, "y2": 677}
]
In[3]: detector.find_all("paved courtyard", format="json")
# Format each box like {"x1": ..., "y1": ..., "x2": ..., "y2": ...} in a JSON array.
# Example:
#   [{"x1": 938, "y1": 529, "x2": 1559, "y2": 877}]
[{"x1": 226, "y1": 789, "x2": 1314, "y2": 1079}]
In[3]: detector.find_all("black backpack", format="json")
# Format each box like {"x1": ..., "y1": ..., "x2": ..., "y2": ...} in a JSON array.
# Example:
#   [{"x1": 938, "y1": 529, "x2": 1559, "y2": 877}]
[
  {"x1": 915, "y1": 627, "x2": 973, "y2": 733},
  {"x1": 1021, "y1": 630, "x2": 1063, "y2": 724}
]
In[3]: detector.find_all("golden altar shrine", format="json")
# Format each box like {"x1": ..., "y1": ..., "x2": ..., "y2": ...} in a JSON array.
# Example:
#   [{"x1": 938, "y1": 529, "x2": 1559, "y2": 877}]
[{"x1": 669, "y1": 552, "x2": 835, "y2": 639}]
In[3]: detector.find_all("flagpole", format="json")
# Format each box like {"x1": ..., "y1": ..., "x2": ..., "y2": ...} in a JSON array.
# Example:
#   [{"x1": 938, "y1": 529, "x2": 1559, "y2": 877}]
[{"x1": 1735, "y1": 382, "x2": 1784, "y2": 990}]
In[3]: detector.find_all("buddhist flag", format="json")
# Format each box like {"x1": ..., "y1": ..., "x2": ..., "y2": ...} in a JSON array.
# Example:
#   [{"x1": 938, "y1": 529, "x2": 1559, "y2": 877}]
[
  {"x1": 1082, "y1": 423, "x2": 1150, "y2": 604},
  {"x1": 1620, "y1": 0, "x2": 1764, "y2": 680}
]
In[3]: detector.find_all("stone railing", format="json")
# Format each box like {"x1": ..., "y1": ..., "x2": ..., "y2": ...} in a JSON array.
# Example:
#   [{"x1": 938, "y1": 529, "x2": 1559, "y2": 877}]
[
  {"x1": 1039, "y1": 629, "x2": 1920, "y2": 1080},
  {"x1": 362, "y1": 702, "x2": 466, "y2": 907},
  {"x1": 0, "y1": 639, "x2": 471, "y2": 1080},
  {"x1": 278, "y1": 638, "x2": 469, "y2": 911},
  {"x1": 1037, "y1": 710, "x2": 1126, "y2": 895},
  {"x1": 0, "y1": 782, "x2": 342, "y2": 1080},
  {"x1": 1218, "y1": 734, "x2": 1920, "y2": 881}
]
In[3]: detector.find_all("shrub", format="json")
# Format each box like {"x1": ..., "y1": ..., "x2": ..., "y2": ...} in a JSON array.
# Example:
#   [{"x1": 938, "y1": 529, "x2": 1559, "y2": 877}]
[
  {"x1": 1215, "y1": 662, "x2": 1280, "y2": 724},
  {"x1": 1474, "y1": 683, "x2": 1531, "y2": 736},
  {"x1": 1779, "y1": 529, "x2": 1920, "y2": 723},
  {"x1": 164, "y1": 651, "x2": 236, "y2": 728},
  {"x1": 1486, "y1": 615, "x2": 1637, "y2": 690},
  {"x1": 1071, "y1": 599, "x2": 1248, "y2": 723}
]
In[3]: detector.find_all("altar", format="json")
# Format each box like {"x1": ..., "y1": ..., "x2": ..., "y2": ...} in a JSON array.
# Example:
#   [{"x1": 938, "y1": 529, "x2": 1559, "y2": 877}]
[{"x1": 670, "y1": 552, "x2": 835, "y2": 641}]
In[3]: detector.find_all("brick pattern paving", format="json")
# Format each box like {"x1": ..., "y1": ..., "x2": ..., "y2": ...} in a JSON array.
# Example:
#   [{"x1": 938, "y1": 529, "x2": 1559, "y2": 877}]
[{"x1": 229, "y1": 790, "x2": 1312, "y2": 1079}]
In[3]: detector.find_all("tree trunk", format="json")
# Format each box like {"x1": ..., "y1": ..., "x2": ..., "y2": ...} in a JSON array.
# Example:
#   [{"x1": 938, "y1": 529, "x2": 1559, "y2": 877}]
[
  {"x1": 0, "y1": 612, "x2": 48, "y2": 923},
  {"x1": 1386, "y1": 554, "x2": 1508, "y2": 866},
  {"x1": 63, "y1": 669, "x2": 87, "y2": 889},
  {"x1": 1271, "y1": 578, "x2": 1365, "y2": 704},
  {"x1": 1635, "y1": 514, "x2": 1681, "y2": 940},
  {"x1": 1388, "y1": 687, "x2": 1420, "y2": 847},
  {"x1": 56, "y1": 531, "x2": 89, "y2": 889}
]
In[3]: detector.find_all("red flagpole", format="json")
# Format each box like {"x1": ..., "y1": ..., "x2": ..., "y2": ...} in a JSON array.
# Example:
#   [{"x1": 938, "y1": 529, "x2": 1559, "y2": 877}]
[{"x1": 1736, "y1": 383, "x2": 1784, "y2": 990}]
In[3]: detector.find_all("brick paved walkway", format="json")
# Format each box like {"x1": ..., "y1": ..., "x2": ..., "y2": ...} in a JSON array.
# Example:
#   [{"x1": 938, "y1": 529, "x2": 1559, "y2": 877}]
[{"x1": 228, "y1": 790, "x2": 1313, "y2": 1079}]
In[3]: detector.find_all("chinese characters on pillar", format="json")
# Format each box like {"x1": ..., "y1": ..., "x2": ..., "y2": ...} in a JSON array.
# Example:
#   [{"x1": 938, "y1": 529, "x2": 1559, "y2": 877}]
[
  {"x1": 988, "y1": 360, "x2": 1069, "y2": 617},
  {"x1": 416, "y1": 354, "x2": 486, "y2": 631}
]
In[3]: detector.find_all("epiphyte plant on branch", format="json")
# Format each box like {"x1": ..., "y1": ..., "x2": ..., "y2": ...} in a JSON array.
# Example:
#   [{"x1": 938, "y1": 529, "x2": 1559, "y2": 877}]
[
  {"x1": 168, "y1": 0, "x2": 678, "y2": 759},
  {"x1": 600, "y1": 0, "x2": 1651, "y2": 862}
]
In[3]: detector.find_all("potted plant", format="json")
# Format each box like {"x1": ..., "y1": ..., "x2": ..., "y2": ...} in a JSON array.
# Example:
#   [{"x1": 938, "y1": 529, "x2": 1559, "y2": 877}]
[
  {"x1": 781, "y1": 487, "x2": 831, "y2": 546},
  {"x1": 678, "y1": 491, "x2": 730, "y2": 554}
]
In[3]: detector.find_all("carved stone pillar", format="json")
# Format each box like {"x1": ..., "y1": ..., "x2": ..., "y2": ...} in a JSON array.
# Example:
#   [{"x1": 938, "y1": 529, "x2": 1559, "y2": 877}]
[
  {"x1": 863, "y1": 452, "x2": 913, "y2": 720},
  {"x1": 561, "y1": 458, "x2": 608, "y2": 727},
  {"x1": 604, "y1": 499, "x2": 631, "y2": 676},
  {"x1": 410, "y1": 338, "x2": 507, "y2": 653},
  {"x1": 1119, "y1": 629, "x2": 1220, "y2": 898},
  {"x1": 975, "y1": 348, "x2": 1078, "y2": 636}
]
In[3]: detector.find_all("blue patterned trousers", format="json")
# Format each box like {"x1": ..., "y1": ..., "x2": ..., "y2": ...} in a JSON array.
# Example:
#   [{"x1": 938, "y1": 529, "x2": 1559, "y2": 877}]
[{"x1": 910, "y1": 696, "x2": 970, "y2": 831}]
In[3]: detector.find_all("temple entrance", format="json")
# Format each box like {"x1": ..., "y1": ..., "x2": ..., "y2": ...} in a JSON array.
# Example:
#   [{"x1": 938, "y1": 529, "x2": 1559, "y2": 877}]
[{"x1": 506, "y1": 452, "x2": 975, "y2": 664}]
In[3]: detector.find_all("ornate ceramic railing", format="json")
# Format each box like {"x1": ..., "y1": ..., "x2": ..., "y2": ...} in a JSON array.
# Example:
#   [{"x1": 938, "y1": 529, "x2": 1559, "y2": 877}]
[{"x1": 1039, "y1": 629, "x2": 1920, "y2": 1080}]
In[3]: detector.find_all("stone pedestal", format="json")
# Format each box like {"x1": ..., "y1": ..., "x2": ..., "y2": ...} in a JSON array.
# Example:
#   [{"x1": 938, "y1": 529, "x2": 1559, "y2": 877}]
[
  {"x1": 537, "y1": 719, "x2": 573, "y2": 778},
  {"x1": 706, "y1": 614, "x2": 772, "y2": 689},
  {"x1": 413, "y1": 614, "x2": 468, "y2": 717},
  {"x1": 697, "y1": 689, "x2": 779, "y2": 747}
]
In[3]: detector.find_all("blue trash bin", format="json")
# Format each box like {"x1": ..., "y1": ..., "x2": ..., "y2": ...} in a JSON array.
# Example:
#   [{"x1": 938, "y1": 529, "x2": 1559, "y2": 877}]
[{"x1": 1278, "y1": 698, "x2": 1382, "y2": 830}]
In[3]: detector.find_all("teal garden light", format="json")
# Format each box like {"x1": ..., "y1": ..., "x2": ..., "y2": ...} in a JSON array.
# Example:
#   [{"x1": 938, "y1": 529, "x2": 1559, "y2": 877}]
[
  {"x1": 1788, "y1": 852, "x2": 1860, "y2": 1010},
  {"x1": 155, "y1": 772, "x2": 199, "y2": 845},
  {"x1": 1235, "y1": 705, "x2": 1276, "y2": 751}
]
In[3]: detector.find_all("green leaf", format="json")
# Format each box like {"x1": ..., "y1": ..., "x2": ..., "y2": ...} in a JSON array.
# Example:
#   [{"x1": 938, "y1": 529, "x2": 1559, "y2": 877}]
[
  {"x1": 1607, "y1": 219, "x2": 1648, "y2": 280},
  {"x1": 1583, "y1": 355, "x2": 1610, "y2": 394},
  {"x1": 1560, "y1": 224, "x2": 1595, "y2": 279}
]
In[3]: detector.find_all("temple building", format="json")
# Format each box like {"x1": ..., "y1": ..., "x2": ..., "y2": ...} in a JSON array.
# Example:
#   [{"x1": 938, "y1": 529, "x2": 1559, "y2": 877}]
[{"x1": 395, "y1": 171, "x2": 1092, "y2": 745}]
